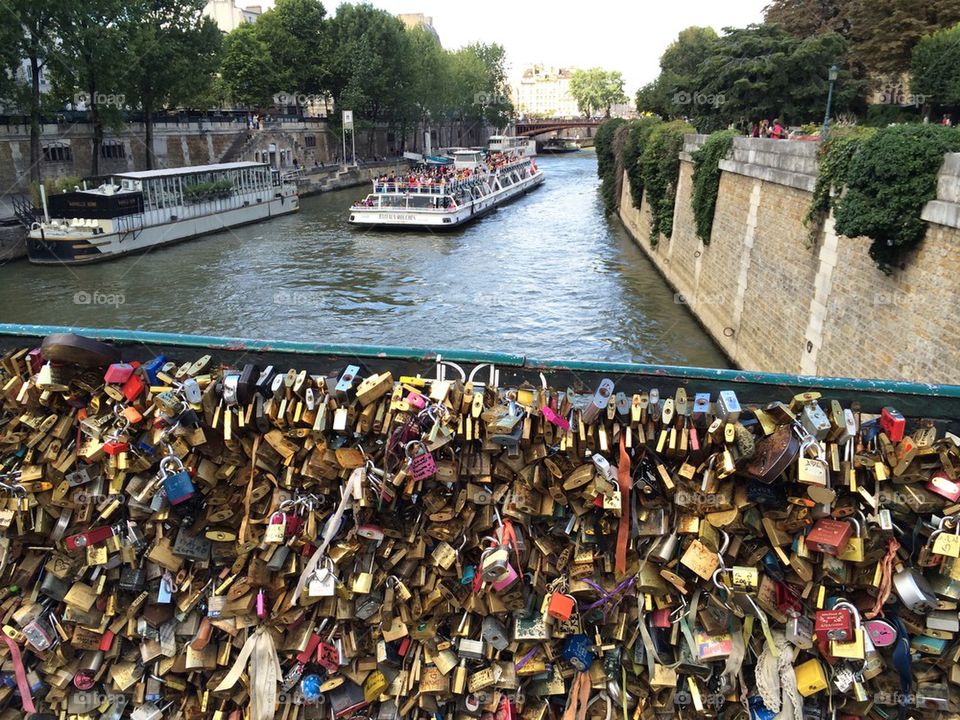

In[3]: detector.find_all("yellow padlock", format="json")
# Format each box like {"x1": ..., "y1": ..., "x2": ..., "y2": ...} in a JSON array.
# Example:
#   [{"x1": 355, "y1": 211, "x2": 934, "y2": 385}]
[
  {"x1": 838, "y1": 517, "x2": 865, "y2": 563},
  {"x1": 794, "y1": 658, "x2": 828, "y2": 696},
  {"x1": 831, "y1": 628, "x2": 866, "y2": 659}
]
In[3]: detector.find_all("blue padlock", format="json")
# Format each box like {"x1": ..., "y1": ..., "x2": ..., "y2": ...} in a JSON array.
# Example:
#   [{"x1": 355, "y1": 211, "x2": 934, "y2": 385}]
[
  {"x1": 142, "y1": 355, "x2": 167, "y2": 384},
  {"x1": 301, "y1": 673, "x2": 322, "y2": 703},
  {"x1": 460, "y1": 565, "x2": 476, "y2": 585},
  {"x1": 561, "y1": 633, "x2": 595, "y2": 672},
  {"x1": 160, "y1": 456, "x2": 195, "y2": 506}
]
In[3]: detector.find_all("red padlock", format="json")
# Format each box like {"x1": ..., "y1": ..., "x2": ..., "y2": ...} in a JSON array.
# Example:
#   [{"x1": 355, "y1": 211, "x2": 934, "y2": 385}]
[
  {"x1": 927, "y1": 471, "x2": 960, "y2": 502},
  {"x1": 815, "y1": 608, "x2": 853, "y2": 642},
  {"x1": 103, "y1": 439, "x2": 130, "y2": 456},
  {"x1": 879, "y1": 406, "x2": 905, "y2": 442},
  {"x1": 104, "y1": 362, "x2": 135, "y2": 384},
  {"x1": 547, "y1": 592, "x2": 576, "y2": 622},
  {"x1": 650, "y1": 608, "x2": 672, "y2": 628},
  {"x1": 775, "y1": 582, "x2": 803, "y2": 615},
  {"x1": 317, "y1": 642, "x2": 340, "y2": 673},
  {"x1": 122, "y1": 371, "x2": 146, "y2": 402},
  {"x1": 806, "y1": 518, "x2": 853, "y2": 556}
]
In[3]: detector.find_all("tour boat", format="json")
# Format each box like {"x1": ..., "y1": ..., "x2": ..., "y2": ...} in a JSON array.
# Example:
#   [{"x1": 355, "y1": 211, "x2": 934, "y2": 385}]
[
  {"x1": 487, "y1": 135, "x2": 537, "y2": 157},
  {"x1": 26, "y1": 161, "x2": 299, "y2": 265},
  {"x1": 348, "y1": 150, "x2": 544, "y2": 229},
  {"x1": 541, "y1": 137, "x2": 581, "y2": 154}
]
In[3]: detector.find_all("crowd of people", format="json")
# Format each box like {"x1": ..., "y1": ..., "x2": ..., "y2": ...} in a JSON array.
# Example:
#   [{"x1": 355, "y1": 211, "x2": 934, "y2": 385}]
[
  {"x1": 750, "y1": 118, "x2": 786, "y2": 139},
  {"x1": 351, "y1": 151, "x2": 528, "y2": 208}
]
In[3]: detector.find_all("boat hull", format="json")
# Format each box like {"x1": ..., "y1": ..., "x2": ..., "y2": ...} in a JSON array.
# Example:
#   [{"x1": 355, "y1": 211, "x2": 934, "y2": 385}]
[
  {"x1": 27, "y1": 194, "x2": 299, "y2": 265},
  {"x1": 348, "y1": 171, "x2": 544, "y2": 230}
]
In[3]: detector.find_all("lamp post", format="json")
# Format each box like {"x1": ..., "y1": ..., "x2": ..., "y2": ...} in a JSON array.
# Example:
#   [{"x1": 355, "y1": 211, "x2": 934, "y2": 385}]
[{"x1": 821, "y1": 64, "x2": 839, "y2": 139}]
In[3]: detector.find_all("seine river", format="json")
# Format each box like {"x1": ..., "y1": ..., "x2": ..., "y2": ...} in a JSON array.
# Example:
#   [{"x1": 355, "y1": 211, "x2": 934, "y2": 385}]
[{"x1": 0, "y1": 153, "x2": 728, "y2": 368}]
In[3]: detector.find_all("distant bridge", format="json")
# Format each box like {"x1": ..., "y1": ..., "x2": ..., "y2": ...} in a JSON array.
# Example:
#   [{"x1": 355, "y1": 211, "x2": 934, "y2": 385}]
[{"x1": 513, "y1": 118, "x2": 604, "y2": 137}]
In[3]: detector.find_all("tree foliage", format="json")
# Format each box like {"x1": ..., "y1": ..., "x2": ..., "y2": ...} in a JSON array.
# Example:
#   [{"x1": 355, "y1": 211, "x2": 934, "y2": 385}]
[
  {"x1": 622, "y1": 116, "x2": 661, "y2": 209},
  {"x1": 911, "y1": 23, "x2": 960, "y2": 111},
  {"x1": 595, "y1": 117, "x2": 628, "y2": 213},
  {"x1": 636, "y1": 28, "x2": 718, "y2": 119},
  {"x1": 804, "y1": 125, "x2": 875, "y2": 243},
  {"x1": 764, "y1": 0, "x2": 960, "y2": 77},
  {"x1": 220, "y1": 23, "x2": 278, "y2": 108},
  {"x1": 833, "y1": 124, "x2": 960, "y2": 271},
  {"x1": 569, "y1": 68, "x2": 628, "y2": 117}
]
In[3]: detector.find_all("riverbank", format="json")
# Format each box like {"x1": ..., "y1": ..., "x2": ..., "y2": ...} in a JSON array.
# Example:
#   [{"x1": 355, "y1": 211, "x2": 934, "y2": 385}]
[
  {"x1": 614, "y1": 133, "x2": 960, "y2": 384},
  {"x1": 297, "y1": 159, "x2": 413, "y2": 197}
]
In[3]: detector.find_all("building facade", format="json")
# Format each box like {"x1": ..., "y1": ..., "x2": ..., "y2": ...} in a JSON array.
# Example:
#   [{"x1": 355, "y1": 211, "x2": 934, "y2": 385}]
[
  {"x1": 397, "y1": 14, "x2": 440, "y2": 44},
  {"x1": 203, "y1": 0, "x2": 262, "y2": 33},
  {"x1": 513, "y1": 65, "x2": 580, "y2": 119}
]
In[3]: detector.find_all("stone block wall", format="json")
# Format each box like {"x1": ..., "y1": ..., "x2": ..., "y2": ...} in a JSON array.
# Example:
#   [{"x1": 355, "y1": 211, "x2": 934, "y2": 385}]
[{"x1": 618, "y1": 135, "x2": 960, "y2": 384}]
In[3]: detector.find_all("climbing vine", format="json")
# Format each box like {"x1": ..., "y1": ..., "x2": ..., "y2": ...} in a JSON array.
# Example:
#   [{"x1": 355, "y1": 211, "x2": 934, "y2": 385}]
[
  {"x1": 833, "y1": 124, "x2": 960, "y2": 272},
  {"x1": 803, "y1": 126, "x2": 875, "y2": 245},
  {"x1": 639, "y1": 120, "x2": 694, "y2": 246},
  {"x1": 690, "y1": 130, "x2": 736, "y2": 244},
  {"x1": 594, "y1": 118, "x2": 627, "y2": 214},
  {"x1": 622, "y1": 116, "x2": 661, "y2": 210}
]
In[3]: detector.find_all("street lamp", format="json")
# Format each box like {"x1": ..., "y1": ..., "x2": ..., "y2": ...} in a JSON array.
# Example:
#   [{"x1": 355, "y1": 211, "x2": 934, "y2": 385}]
[{"x1": 822, "y1": 64, "x2": 839, "y2": 139}]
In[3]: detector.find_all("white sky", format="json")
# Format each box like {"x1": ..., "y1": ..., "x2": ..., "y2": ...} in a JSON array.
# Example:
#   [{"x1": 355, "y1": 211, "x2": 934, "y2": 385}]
[{"x1": 254, "y1": 0, "x2": 771, "y2": 93}]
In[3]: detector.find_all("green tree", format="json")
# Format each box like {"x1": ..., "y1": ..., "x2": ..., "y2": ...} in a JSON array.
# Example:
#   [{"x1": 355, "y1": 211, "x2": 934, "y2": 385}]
[
  {"x1": 220, "y1": 23, "x2": 279, "y2": 108},
  {"x1": 119, "y1": 0, "x2": 221, "y2": 169},
  {"x1": 7, "y1": 0, "x2": 69, "y2": 184},
  {"x1": 911, "y1": 23, "x2": 960, "y2": 113},
  {"x1": 327, "y1": 4, "x2": 409, "y2": 153},
  {"x1": 636, "y1": 27, "x2": 717, "y2": 118},
  {"x1": 254, "y1": 0, "x2": 328, "y2": 113},
  {"x1": 400, "y1": 27, "x2": 448, "y2": 151},
  {"x1": 763, "y1": 0, "x2": 853, "y2": 38},
  {"x1": 693, "y1": 25, "x2": 863, "y2": 127},
  {"x1": 570, "y1": 68, "x2": 628, "y2": 117},
  {"x1": 49, "y1": 0, "x2": 128, "y2": 176}
]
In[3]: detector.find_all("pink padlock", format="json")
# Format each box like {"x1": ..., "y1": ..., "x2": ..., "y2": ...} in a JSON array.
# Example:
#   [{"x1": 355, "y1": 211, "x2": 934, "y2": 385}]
[
  {"x1": 406, "y1": 441, "x2": 436, "y2": 481},
  {"x1": 104, "y1": 362, "x2": 135, "y2": 384},
  {"x1": 492, "y1": 563, "x2": 519, "y2": 592},
  {"x1": 406, "y1": 392, "x2": 427, "y2": 410},
  {"x1": 256, "y1": 590, "x2": 267, "y2": 619},
  {"x1": 541, "y1": 405, "x2": 570, "y2": 431}
]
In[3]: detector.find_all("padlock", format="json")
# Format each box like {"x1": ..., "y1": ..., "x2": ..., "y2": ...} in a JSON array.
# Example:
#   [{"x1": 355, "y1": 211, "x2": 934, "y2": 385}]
[
  {"x1": 794, "y1": 659, "x2": 828, "y2": 696},
  {"x1": 930, "y1": 514, "x2": 960, "y2": 558},
  {"x1": 836, "y1": 517, "x2": 865, "y2": 562},
  {"x1": 104, "y1": 362, "x2": 135, "y2": 384},
  {"x1": 879, "y1": 406, "x2": 905, "y2": 442},
  {"x1": 806, "y1": 518, "x2": 852, "y2": 556},
  {"x1": 815, "y1": 607, "x2": 853, "y2": 642},
  {"x1": 405, "y1": 440, "x2": 436, "y2": 481},
  {"x1": 264, "y1": 512, "x2": 287, "y2": 544},
  {"x1": 546, "y1": 591, "x2": 576, "y2": 621},
  {"x1": 480, "y1": 546, "x2": 511, "y2": 582},
  {"x1": 159, "y1": 455, "x2": 195, "y2": 506},
  {"x1": 829, "y1": 602, "x2": 865, "y2": 659},
  {"x1": 481, "y1": 616, "x2": 509, "y2": 650},
  {"x1": 561, "y1": 633, "x2": 595, "y2": 671},
  {"x1": 786, "y1": 613, "x2": 814, "y2": 649}
]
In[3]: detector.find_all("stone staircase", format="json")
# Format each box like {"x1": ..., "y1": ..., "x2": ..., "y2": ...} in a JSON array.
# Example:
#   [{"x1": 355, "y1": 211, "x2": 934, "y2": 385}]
[{"x1": 219, "y1": 130, "x2": 254, "y2": 163}]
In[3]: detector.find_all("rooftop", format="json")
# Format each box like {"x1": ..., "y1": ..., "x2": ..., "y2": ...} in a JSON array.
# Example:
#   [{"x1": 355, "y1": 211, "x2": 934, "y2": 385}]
[{"x1": 115, "y1": 161, "x2": 268, "y2": 180}]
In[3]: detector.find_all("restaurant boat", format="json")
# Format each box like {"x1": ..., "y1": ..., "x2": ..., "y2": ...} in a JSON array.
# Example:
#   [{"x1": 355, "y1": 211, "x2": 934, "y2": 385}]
[
  {"x1": 541, "y1": 137, "x2": 581, "y2": 154},
  {"x1": 26, "y1": 161, "x2": 299, "y2": 265},
  {"x1": 348, "y1": 150, "x2": 544, "y2": 230}
]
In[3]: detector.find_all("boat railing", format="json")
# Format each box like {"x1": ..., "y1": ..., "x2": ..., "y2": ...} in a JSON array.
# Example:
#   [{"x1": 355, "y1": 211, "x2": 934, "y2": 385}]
[{"x1": 372, "y1": 177, "x2": 483, "y2": 195}]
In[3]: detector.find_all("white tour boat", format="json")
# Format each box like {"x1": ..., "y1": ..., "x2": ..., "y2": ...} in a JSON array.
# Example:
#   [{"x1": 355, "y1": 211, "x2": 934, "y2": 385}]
[
  {"x1": 487, "y1": 135, "x2": 537, "y2": 157},
  {"x1": 348, "y1": 150, "x2": 544, "y2": 230},
  {"x1": 27, "y1": 161, "x2": 299, "y2": 265}
]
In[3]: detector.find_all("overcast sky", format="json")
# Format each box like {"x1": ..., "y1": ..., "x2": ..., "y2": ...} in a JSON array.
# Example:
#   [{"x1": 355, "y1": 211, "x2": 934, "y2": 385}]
[{"x1": 314, "y1": 0, "x2": 771, "y2": 93}]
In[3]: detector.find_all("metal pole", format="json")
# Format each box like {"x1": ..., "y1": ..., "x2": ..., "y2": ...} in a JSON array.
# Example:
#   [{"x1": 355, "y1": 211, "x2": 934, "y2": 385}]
[
  {"x1": 351, "y1": 129, "x2": 356, "y2": 167},
  {"x1": 342, "y1": 129, "x2": 347, "y2": 170},
  {"x1": 822, "y1": 79, "x2": 836, "y2": 139}
]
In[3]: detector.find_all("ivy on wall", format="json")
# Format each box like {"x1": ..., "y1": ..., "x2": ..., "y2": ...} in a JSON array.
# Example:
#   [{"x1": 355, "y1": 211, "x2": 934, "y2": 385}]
[
  {"x1": 803, "y1": 126, "x2": 876, "y2": 246},
  {"x1": 690, "y1": 130, "x2": 736, "y2": 244},
  {"x1": 832, "y1": 124, "x2": 960, "y2": 272},
  {"x1": 622, "y1": 117, "x2": 661, "y2": 210},
  {"x1": 639, "y1": 120, "x2": 694, "y2": 246},
  {"x1": 595, "y1": 118, "x2": 627, "y2": 214}
]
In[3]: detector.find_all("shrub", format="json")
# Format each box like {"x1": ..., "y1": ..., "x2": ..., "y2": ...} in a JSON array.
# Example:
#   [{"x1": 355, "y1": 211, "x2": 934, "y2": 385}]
[
  {"x1": 804, "y1": 126, "x2": 876, "y2": 245},
  {"x1": 639, "y1": 119, "x2": 694, "y2": 245},
  {"x1": 622, "y1": 116, "x2": 662, "y2": 209},
  {"x1": 595, "y1": 117, "x2": 628, "y2": 213},
  {"x1": 690, "y1": 130, "x2": 736, "y2": 244},
  {"x1": 833, "y1": 124, "x2": 960, "y2": 271}
]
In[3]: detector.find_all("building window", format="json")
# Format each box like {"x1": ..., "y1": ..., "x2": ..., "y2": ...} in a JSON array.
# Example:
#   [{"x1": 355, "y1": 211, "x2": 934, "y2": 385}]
[
  {"x1": 43, "y1": 144, "x2": 72, "y2": 163},
  {"x1": 101, "y1": 143, "x2": 126, "y2": 159},
  {"x1": 387, "y1": 132, "x2": 395, "y2": 143},
  {"x1": 305, "y1": 135, "x2": 316, "y2": 148}
]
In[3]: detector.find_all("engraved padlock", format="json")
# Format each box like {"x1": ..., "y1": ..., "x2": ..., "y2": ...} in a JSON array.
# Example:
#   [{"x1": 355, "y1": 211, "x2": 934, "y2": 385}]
[
  {"x1": 829, "y1": 601, "x2": 865, "y2": 659},
  {"x1": 264, "y1": 511, "x2": 287, "y2": 544},
  {"x1": 405, "y1": 440, "x2": 436, "y2": 481},
  {"x1": 159, "y1": 455, "x2": 195, "y2": 506},
  {"x1": 480, "y1": 545, "x2": 511, "y2": 583}
]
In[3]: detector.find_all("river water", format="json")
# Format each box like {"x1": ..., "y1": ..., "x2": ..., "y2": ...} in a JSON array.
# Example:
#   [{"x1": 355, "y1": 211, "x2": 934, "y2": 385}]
[{"x1": 0, "y1": 154, "x2": 728, "y2": 368}]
